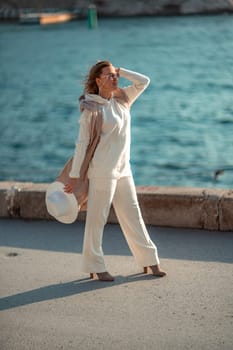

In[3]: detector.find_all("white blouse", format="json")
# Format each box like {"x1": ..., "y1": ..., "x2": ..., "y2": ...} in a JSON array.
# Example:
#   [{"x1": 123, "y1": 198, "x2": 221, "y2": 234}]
[{"x1": 69, "y1": 68, "x2": 150, "y2": 179}]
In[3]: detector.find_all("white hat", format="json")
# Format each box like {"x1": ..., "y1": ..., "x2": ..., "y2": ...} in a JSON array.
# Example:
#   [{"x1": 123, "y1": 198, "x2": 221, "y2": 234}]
[{"x1": 46, "y1": 181, "x2": 79, "y2": 224}]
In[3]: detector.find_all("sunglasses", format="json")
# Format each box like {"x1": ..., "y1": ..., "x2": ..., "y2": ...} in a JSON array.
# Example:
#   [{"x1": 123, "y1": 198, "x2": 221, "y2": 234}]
[{"x1": 102, "y1": 73, "x2": 119, "y2": 80}]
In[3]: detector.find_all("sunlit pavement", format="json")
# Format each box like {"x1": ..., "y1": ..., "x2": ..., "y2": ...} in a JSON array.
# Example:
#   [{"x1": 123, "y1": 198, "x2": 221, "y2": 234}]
[{"x1": 0, "y1": 219, "x2": 232, "y2": 350}]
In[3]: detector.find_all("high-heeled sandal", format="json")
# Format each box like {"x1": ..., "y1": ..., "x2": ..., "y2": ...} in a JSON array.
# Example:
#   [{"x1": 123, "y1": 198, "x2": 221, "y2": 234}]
[
  {"x1": 144, "y1": 265, "x2": 167, "y2": 277},
  {"x1": 90, "y1": 271, "x2": 115, "y2": 282}
]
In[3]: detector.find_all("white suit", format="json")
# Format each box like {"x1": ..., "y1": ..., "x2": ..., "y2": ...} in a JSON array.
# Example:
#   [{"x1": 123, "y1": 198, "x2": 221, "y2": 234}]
[{"x1": 70, "y1": 68, "x2": 160, "y2": 273}]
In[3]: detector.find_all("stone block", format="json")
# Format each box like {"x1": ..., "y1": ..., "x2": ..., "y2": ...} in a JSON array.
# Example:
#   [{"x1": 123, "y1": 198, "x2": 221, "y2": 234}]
[
  {"x1": 137, "y1": 186, "x2": 226, "y2": 231},
  {"x1": 219, "y1": 190, "x2": 233, "y2": 231}
]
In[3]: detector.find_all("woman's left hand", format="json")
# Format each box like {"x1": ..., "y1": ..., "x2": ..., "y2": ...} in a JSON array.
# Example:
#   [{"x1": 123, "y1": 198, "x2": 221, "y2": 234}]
[{"x1": 64, "y1": 177, "x2": 79, "y2": 194}]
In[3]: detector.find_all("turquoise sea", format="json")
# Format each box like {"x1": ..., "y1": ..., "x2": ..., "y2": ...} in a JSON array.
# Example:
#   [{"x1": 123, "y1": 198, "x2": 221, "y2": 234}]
[{"x1": 1, "y1": 15, "x2": 233, "y2": 188}]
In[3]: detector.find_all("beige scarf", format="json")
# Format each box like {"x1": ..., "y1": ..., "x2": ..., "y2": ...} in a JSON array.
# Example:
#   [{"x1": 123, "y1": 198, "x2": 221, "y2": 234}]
[{"x1": 56, "y1": 100, "x2": 103, "y2": 211}]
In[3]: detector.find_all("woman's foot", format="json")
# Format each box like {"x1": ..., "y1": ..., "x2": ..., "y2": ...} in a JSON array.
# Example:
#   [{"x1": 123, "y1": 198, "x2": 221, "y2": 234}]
[
  {"x1": 144, "y1": 265, "x2": 167, "y2": 277},
  {"x1": 150, "y1": 265, "x2": 167, "y2": 277},
  {"x1": 90, "y1": 272, "x2": 115, "y2": 282}
]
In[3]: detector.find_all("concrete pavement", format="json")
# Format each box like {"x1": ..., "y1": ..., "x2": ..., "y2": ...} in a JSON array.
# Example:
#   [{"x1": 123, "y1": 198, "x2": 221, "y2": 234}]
[{"x1": 0, "y1": 219, "x2": 233, "y2": 350}]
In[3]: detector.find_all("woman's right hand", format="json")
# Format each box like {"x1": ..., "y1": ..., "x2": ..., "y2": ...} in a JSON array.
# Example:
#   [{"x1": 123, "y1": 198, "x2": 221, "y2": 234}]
[{"x1": 64, "y1": 177, "x2": 79, "y2": 194}]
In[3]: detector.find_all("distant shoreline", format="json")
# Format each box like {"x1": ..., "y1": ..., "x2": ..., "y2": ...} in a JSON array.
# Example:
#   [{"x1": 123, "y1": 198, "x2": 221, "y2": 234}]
[
  {"x1": 1, "y1": 12, "x2": 233, "y2": 24},
  {"x1": 1, "y1": 0, "x2": 233, "y2": 22}
]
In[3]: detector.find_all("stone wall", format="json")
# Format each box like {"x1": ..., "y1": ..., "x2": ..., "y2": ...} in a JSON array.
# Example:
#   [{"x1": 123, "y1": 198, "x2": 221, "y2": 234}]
[
  {"x1": 1, "y1": 181, "x2": 233, "y2": 231},
  {"x1": 1, "y1": 0, "x2": 233, "y2": 20}
]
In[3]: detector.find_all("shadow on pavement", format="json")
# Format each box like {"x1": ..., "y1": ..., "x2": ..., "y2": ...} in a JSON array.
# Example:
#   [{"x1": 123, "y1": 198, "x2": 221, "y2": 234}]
[{"x1": 0, "y1": 273, "x2": 158, "y2": 311}]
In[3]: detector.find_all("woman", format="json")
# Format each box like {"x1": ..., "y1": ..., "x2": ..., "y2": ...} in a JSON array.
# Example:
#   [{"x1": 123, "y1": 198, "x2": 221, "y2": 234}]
[{"x1": 64, "y1": 60, "x2": 166, "y2": 281}]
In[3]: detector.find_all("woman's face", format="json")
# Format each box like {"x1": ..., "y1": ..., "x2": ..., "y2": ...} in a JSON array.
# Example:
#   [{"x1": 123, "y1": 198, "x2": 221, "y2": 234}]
[{"x1": 96, "y1": 65, "x2": 119, "y2": 92}]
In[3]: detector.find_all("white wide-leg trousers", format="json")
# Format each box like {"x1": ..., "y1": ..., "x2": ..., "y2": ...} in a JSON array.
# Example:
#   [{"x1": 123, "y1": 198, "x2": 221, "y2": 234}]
[{"x1": 81, "y1": 176, "x2": 160, "y2": 273}]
